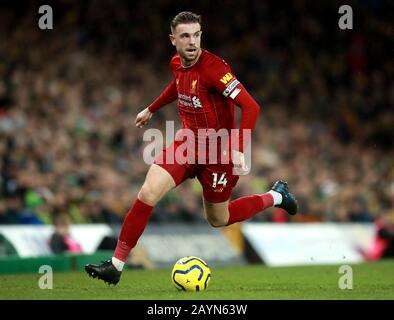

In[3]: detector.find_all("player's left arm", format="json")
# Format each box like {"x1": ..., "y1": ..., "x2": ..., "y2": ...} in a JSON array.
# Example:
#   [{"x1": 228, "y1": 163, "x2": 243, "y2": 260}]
[
  {"x1": 224, "y1": 84, "x2": 260, "y2": 174},
  {"x1": 230, "y1": 84, "x2": 260, "y2": 152},
  {"x1": 205, "y1": 59, "x2": 260, "y2": 153}
]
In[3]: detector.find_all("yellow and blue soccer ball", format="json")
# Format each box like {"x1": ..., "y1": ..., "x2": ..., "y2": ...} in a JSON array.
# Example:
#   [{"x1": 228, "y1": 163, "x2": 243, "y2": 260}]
[{"x1": 171, "y1": 256, "x2": 212, "y2": 292}]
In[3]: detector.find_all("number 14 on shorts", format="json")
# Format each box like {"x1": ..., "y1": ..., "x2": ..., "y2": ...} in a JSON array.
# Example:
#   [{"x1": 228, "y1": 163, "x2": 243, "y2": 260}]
[{"x1": 212, "y1": 173, "x2": 228, "y2": 188}]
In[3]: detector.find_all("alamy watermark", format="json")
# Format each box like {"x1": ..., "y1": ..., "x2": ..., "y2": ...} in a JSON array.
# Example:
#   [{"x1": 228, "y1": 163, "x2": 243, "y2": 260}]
[
  {"x1": 338, "y1": 5, "x2": 353, "y2": 30},
  {"x1": 38, "y1": 5, "x2": 53, "y2": 30},
  {"x1": 338, "y1": 265, "x2": 353, "y2": 290},
  {"x1": 38, "y1": 265, "x2": 53, "y2": 289},
  {"x1": 142, "y1": 121, "x2": 252, "y2": 175}
]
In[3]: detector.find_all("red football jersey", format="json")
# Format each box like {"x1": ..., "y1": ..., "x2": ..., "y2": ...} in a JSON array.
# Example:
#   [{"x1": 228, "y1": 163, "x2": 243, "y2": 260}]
[
  {"x1": 148, "y1": 48, "x2": 260, "y2": 155},
  {"x1": 171, "y1": 49, "x2": 242, "y2": 133}
]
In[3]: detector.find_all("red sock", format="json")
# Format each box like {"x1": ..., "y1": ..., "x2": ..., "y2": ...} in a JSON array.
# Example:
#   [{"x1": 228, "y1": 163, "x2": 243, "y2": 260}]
[
  {"x1": 113, "y1": 198, "x2": 153, "y2": 262},
  {"x1": 227, "y1": 193, "x2": 274, "y2": 225}
]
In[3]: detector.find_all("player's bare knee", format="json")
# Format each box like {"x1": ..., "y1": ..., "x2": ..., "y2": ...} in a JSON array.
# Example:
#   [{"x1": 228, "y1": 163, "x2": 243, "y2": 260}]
[
  {"x1": 138, "y1": 183, "x2": 159, "y2": 206},
  {"x1": 206, "y1": 215, "x2": 227, "y2": 228}
]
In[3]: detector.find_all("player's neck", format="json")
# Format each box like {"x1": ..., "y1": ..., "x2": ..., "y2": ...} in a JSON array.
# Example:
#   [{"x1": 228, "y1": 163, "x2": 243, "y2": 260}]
[{"x1": 181, "y1": 48, "x2": 202, "y2": 68}]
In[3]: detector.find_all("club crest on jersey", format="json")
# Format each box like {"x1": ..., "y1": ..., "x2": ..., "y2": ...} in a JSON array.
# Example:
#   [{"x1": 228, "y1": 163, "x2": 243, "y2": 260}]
[
  {"x1": 191, "y1": 79, "x2": 197, "y2": 93},
  {"x1": 220, "y1": 73, "x2": 233, "y2": 85}
]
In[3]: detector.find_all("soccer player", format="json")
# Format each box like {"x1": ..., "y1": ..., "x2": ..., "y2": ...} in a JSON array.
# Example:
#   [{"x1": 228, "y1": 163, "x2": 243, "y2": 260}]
[{"x1": 85, "y1": 11, "x2": 298, "y2": 285}]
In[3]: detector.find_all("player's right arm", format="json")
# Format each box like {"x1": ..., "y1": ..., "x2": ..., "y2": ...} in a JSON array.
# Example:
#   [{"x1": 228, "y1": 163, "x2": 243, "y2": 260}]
[
  {"x1": 147, "y1": 78, "x2": 178, "y2": 113},
  {"x1": 135, "y1": 107, "x2": 153, "y2": 128},
  {"x1": 135, "y1": 79, "x2": 177, "y2": 128},
  {"x1": 136, "y1": 55, "x2": 180, "y2": 128}
]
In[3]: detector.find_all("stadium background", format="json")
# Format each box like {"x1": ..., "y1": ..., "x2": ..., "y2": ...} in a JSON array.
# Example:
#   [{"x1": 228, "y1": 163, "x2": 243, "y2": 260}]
[{"x1": 0, "y1": 0, "x2": 393, "y2": 294}]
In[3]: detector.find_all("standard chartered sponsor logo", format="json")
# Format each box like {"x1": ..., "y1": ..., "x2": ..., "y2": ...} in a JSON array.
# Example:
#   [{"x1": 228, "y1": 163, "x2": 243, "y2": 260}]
[
  {"x1": 178, "y1": 94, "x2": 191, "y2": 101},
  {"x1": 177, "y1": 94, "x2": 203, "y2": 108},
  {"x1": 223, "y1": 80, "x2": 240, "y2": 97}
]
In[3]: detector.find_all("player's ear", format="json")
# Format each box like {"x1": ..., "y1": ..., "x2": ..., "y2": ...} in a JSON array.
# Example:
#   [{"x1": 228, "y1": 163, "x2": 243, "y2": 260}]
[{"x1": 169, "y1": 34, "x2": 176, "y2": 46}]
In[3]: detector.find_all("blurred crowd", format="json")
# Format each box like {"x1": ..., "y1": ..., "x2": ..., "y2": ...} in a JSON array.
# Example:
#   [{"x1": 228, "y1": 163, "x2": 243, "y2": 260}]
[{"x1": 0, "y1": 0, "x2": 393, "y2": 226}]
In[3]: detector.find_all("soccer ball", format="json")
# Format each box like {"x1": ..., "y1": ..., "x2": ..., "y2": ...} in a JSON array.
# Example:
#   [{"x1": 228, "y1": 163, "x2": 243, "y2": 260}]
[{"x1": 171, "y1": 256, "x2": 212, "y2": 292}]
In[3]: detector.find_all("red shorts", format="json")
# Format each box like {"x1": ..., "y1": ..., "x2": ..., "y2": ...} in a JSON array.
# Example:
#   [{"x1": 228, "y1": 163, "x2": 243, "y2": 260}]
[{"x1": 154, "y1": 140, "x2": 239, "y2": 203}]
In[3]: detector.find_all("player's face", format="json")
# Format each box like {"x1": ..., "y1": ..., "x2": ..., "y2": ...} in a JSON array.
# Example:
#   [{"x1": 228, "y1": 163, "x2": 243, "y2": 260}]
[{"x1": 170, "y1": 23, "x2": 202, "y2": 66}]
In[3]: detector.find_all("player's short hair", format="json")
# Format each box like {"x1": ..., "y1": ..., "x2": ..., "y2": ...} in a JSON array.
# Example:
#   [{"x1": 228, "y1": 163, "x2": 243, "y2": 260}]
[{"x1": 171, "y1": 11, "x2": 201, "y2": 33}]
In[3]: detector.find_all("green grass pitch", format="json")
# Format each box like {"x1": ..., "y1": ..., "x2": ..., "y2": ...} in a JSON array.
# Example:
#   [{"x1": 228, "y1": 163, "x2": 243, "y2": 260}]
[{"x1": 1, "y1": 260, "x2": 393, "y2": 300}]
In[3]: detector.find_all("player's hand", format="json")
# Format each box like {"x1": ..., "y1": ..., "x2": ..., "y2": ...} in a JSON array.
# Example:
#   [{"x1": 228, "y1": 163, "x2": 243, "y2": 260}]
[
  {"x1": 231, "y1": 149, "x2": 249, "y2": 175},
  {"x1": 135, "y1": 107, "x2": 153, "y2": 128}
]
